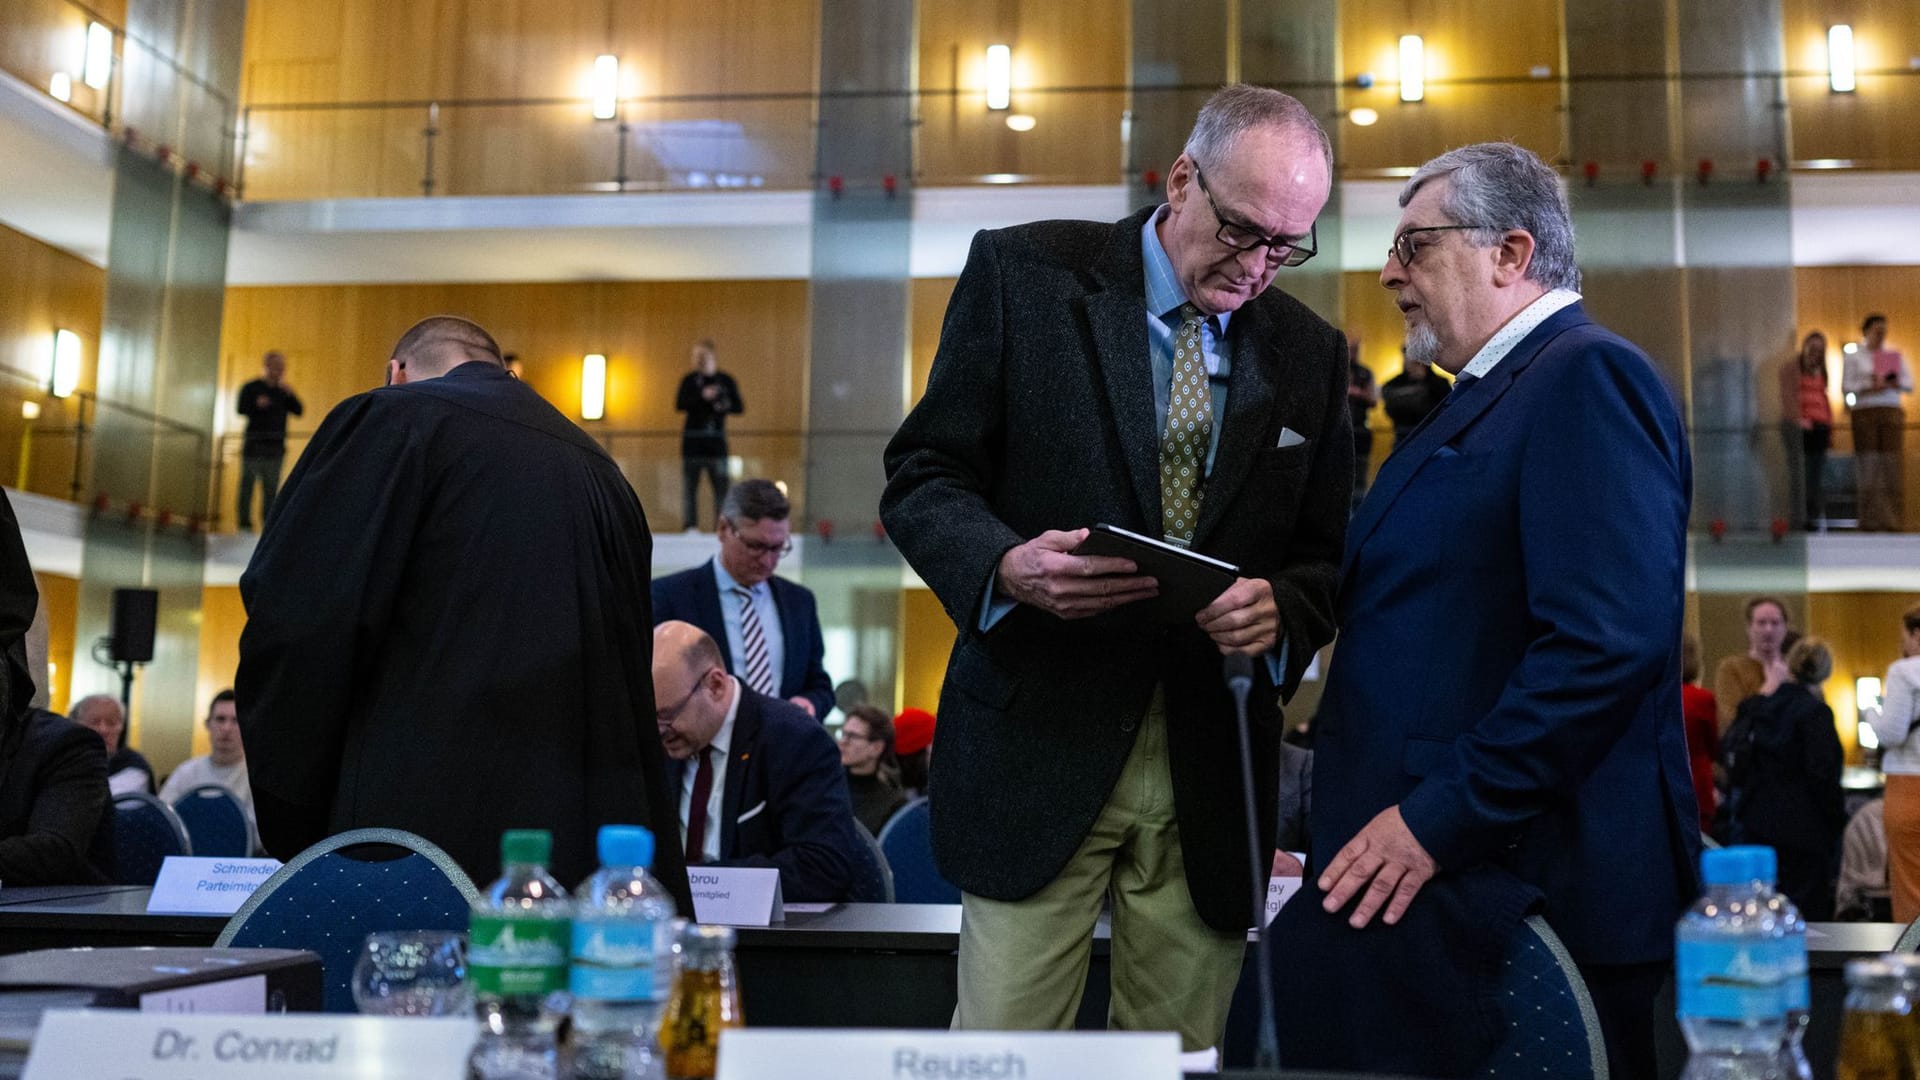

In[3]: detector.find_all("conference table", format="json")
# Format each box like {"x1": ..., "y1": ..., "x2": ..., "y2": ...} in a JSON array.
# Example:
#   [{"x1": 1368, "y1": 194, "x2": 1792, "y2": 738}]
[{"x1": 0, "y1": 889, "x2": 1904, "y2": 1078}]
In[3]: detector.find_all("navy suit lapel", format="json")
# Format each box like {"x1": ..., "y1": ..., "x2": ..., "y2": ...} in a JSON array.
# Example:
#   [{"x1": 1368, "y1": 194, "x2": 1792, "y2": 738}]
[
  {"x1": 1081, "y1": 210, "x2": 1162, "y2": 530},
  {"x1": 692, "y1": 565, "x2": 733, "y2": 670},
  {"x1": 1194, "y1": 300, "x2": 1279, "y2": 547},
  {"x1": 1342, "y1": 305, "x2": 1590, "y2": 582},
  {"x1": 718, "y1": 688, "x2": 760, "y2": 859}
]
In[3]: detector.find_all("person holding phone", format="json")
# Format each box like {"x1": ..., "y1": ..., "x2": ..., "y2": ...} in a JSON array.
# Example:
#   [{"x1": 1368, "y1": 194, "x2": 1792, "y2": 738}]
[{"x1": 1844, "y1": 313, "x2": 1913, "y2": 531}]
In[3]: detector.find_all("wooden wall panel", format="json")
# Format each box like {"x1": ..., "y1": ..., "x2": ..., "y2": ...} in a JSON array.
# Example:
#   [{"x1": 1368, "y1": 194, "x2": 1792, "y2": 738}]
[
  {"x1": 1337, "y1": 0, "x2": 1565, "y2": 172},
  {"x1": 0, "y1": 0, "x2": 125, "y2": 123},
  {"x1": 897, "y1": 585, "x2": 951, "y2": 715},
  {"x1": 1782, "y1": 0, "x2": 1920, "y2": 169},
  {"x1": 909, "y1": 277, "x2": 957, "y2": 410},
  {"x1": 217, "y1": 280, "x2": 811, "y2": 529},
  {"x1": 36, "y1": 572, "x2": 76, "y2": 715},
  {"x1": 0, "y1": 223, "x2": 104, "y2": 502},
  {"x1": 193, "y1": 584, "x2": 246, "y2": 761},
  {"x1": 1810, "y1": 591, "x2": 1920, "y2": 759},
  {"x1": 915, "y1": 0, "x2": 1129, "y2": 185},
  {"x1": 240, "y1": 0, "x2": 821, "y2": 200}
]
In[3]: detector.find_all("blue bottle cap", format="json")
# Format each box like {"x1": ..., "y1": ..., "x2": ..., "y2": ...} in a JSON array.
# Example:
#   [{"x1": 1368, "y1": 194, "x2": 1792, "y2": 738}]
[
  {"x1": 598, "y1": 825, "x2": 655, "y2": 869},
  {"x1": 1701, "y1": 845, "x2": 1777, "y2": 886}
]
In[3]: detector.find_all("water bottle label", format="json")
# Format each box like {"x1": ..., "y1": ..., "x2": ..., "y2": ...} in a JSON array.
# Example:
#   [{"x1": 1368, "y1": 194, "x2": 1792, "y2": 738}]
[
  {"x1": 1676, "y1": 937, "x2": 1796, "y2": 1022},
  {"x1": 570, "y1": 916, "x2": 672, "y2": 1001},
  {"x1": 469, "y1": 912, "x2": 570, "y2": 996},
  {"x1": 1782, "y1": 950, "x2": 1809, "y2": 1013}
]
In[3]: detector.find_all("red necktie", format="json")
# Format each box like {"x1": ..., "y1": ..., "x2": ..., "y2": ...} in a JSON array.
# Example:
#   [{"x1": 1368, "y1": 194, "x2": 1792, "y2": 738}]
[{"x1": 685, "y1": 747, "x2": 715, "y2": 864}]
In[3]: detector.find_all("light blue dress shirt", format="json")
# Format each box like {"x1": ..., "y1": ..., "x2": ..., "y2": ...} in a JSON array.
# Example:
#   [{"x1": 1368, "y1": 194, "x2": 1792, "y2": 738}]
[{"x1": 712, "y1": 558, "x2": 785, "y2": 694}]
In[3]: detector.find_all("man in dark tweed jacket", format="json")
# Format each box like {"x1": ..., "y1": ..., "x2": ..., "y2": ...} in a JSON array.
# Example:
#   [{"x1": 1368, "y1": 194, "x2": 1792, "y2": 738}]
[{"x1": 880, "y1": 85, "x2": 1351, "y2": 1049}]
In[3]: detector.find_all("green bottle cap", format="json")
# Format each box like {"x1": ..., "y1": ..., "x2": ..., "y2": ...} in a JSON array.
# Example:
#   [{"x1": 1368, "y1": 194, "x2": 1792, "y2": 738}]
[{"x1": 501, "y1": 829, "x2": 552, "y2": 866}]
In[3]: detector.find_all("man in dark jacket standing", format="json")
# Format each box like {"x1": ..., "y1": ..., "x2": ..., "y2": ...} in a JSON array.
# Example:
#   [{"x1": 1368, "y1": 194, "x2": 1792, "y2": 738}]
[
  {"x1": 237, "y1": 316, "x2": 689, "y2": 901},
  {"x1": 675, "y1": 339, "x2": 741, "y2": 532},
  {"x1": 235, "y1": 350, "x2": 303, "y2": 531},
  {"x1": 880, "y1": 85, "x2": 1350, "y2": 1049}
]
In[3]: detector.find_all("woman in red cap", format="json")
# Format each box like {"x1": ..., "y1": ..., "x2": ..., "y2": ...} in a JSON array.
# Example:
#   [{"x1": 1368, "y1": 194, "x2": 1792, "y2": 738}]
[{"x1": 893, "y1": 707, "x2": 936, "y2": 798}]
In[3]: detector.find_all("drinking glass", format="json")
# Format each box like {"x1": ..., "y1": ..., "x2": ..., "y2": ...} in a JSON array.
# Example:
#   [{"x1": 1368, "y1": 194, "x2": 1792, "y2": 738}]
[{"x1": 351, "y1": 929, "x2": 472, "y2": 1016}]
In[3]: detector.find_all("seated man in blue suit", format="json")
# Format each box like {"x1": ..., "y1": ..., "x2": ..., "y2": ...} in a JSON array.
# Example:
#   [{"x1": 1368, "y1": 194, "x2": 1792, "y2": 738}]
[
  {"x1": 651, "y1": 621, "x2": 870, "y2": 902},
  {"x1": 652, "y1": 479, "x2": 834, "y2": 719},
  {"x1": 1292, "y1": 143, "x2": 1700, "y2": 1077}
]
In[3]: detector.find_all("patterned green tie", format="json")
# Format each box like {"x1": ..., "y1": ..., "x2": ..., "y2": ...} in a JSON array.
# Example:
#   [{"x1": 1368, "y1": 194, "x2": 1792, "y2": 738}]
[{"x1": 1160, "y1": 303, "x2": 1213, "y2": 545}]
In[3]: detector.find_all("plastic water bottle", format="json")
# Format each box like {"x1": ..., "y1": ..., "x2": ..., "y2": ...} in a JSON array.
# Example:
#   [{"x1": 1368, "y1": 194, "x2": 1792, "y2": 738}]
[
  {"x1": 1762, "y1": 869, "x2": 1813, "y2": 1080},
  {"x1": 1676, "y1": 846, "x2": 1807, "y2": 1080},
  {"x1": 569, "y1": 825, "x2": 679, "y2": 1080},
  {"x1": 470, "y1": 830, "x2": 573, "y2": 1080}
]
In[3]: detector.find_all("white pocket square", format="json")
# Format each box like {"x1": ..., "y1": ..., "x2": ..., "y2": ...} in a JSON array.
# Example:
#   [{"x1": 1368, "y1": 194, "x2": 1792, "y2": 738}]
[
  {"x1": 736, "y1": 800, "x2": 767, "y2": 825},
  {"x1": 1276, "y1": 427, "x2": 1306, "y2": 448}
]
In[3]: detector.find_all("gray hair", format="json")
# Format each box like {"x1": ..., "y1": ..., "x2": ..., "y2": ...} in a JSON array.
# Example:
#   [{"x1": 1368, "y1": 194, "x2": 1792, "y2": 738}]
[
  {"x1": 721, "y1": 478, "x2": 790, "y2": 524},
  {"x1": 1183, "y1": 84, "x2": 1332, "y2": 173},
  {"x1": 1400, "y1": 143, "x2": 1580, "y2": 292},
  {"x1": 70, "y1": 693, "x2": 123, "y2": 725}
]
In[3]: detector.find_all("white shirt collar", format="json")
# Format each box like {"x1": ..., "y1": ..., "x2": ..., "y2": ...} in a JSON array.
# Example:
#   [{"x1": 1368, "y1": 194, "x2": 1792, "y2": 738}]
[
  {"x1": 712, "y1": 557, "x2": 761, "y2": 598},
  {"x1": 1457, "y1": 288, "x2": 1582, "y2": 382}
]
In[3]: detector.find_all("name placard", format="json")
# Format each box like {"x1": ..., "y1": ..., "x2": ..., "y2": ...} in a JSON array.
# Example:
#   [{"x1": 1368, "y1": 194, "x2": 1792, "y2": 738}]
[
  {"x1": 688, "y1": 866, "x2": 783, "y2": 926},
  {"x1": 1264, "y1": 852, "x2": 1307, "y2": 928},
  {"x1": 147, "y1": 858, "x2": 284, "y2": 915},
  {"x1": 718, "y1": 1029, "x2": 1180, "y2": 1080},
  {"x1": 23, "y1": 1009, "x2": 477, "y2": 1080}
]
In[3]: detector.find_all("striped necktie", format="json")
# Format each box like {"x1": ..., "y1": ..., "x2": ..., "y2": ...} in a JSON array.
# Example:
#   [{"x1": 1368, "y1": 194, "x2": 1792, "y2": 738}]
[
  {"x1": 1160, "y1": 304, "x2": 1213, "y2": 545},
  {"x1": 733, "y1": 586, "x2": 776, "y2": 696}
]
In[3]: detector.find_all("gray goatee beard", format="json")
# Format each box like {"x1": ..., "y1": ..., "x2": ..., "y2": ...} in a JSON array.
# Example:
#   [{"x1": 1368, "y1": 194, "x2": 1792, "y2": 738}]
[{"x1": 1405, "y1": 324, "x2": 1442, "y2": 368}]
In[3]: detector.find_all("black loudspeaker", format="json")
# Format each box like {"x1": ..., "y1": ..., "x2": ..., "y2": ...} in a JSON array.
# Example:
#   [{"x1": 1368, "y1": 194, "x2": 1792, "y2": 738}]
[{"x1": 109, "y1": 588, "x2": 158, "y2": 664}]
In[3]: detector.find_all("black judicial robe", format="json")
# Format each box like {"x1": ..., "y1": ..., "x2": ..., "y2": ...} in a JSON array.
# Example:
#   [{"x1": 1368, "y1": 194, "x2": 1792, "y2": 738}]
[{"x1": 237, "y1": 362, "x2": 690, "y2": 901}]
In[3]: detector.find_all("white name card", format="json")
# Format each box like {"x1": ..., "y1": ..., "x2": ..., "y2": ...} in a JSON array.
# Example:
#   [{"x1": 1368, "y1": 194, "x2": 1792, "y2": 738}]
[
  {"x1": 719, "y1": 1029, "x2": 1181, "y2": 1080},
  {"x1": 147, "y1": 857, "x2": 284, "y2": 915},
  {"x1": 23, "y1": 1009, "x2": 477, "y2": 1080},
  {"x1": 688, "y1": 866, "x2": 784, "y2": 926},
  {"x1": 1263, "y1": 852, "x2": 1306, "y2": 928}
]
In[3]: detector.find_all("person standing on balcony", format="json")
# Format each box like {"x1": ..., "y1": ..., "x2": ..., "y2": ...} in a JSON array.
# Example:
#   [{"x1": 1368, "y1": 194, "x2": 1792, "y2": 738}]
[
  {"x1": 235, "y1": 350, "x2": 303, "y2": 532},
  {"x1": 676, "y1": 339, "x2": 742, "y2": 532},
  {"x1": 1845, "y1": 313, "x2": 1913, "y2": 531}
]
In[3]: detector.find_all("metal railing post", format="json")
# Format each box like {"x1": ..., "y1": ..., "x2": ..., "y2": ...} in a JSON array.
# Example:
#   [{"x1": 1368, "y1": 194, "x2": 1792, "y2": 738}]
[{"x1": 422, "y1": 101, "x2": 440, "y2": 196}]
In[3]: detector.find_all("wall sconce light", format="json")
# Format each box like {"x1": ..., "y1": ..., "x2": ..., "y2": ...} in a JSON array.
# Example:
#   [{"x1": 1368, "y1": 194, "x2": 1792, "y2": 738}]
[
  {"x1": 1399, "y1": 36, "x2": 1425, "y2": 102},
  {"x1": 591, "y1": 54, "x2": 619, "y2": 120},
  {"x1": 1005, "y1": 113, "x2": 1036, "y2": 132},
  {"x1": 49, "y1": 72, "x2": 72, "y2": 102},
  {"x1": 1858, "y1": 675, "x2": 1884, "y2": 749},
  {"x1": 1828, "y1": 25, "x2": 1856, "y2": 93},
  {"x1": 1349, "y1": 107, "x2": 1379, "y2": 127},
  {"x1": 82, "y1": 22, "x2": 112, "y2": 90},
  {"x1": 985, "y1": 45, "x2": 1012, "y2": 111},
  {"x1": 50, "y1": 330, "x2": 80, "y2": 399},
  {"x1": 580, "y1": 353, "x2": 606, "y2": 421},
  {"x1": 21, "y1": 401, "x2": 41, "y2": 420}
]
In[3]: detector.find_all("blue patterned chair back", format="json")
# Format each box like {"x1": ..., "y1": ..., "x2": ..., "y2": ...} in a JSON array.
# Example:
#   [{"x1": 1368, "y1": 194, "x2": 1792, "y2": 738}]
[
  {"x1": 1896, "y1": 912, "x2": 1920, "y2": 952},
  {"x1": 850, "y1": 824, "x2": 894, "y2": 903},
  {"x1": 877, "y1": 798, "x2": 959, "y2": 904},
  {"x1": 171, "y1": 785, "x2": 255, "y2": 858},
  {"x1": 216, "y1": 829, "x2": 481, "y2": 1013},
  {"x1": 1476, "y1": 915, "x2": 1609, "y2": 1079},
  {"x1": 112, "y1": 792, "x2": 191, "y2": 885}
]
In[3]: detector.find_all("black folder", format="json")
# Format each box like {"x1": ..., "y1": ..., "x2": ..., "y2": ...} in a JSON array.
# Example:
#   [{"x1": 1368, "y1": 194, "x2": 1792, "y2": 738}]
[{"x1": 1073, "y1": 523, "x2": 1240, "y2": 624}]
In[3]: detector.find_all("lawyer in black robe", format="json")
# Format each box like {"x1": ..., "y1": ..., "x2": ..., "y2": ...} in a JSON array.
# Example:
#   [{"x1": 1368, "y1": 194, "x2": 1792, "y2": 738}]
[{"x1": 237, "y1": 353, "x2": 689, "y2": 898}]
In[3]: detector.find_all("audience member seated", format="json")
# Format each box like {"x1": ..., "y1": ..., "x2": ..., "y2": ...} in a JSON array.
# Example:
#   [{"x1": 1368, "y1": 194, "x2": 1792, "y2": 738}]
[
  {"x1": 1723, "y1": 636, "x2": 1846, "y2": 919},
  {"x1": 0, "y1": 506, "x2": 114, "y2": 886},
  {"x1": 68, "y1": 693, "x2": 155, "y2": 797},
  {"x1": 1714, "y1": 595, "x2": 1791, "y2": 733},
  {"x1": 158, "y1": 690, "x2": 256, "y2": 833},
  {"x1": 1835, "y1": 798, "x2": 1891, "y2": 922},
  {"x1": 893, "y1": 707, "x2": 935, "y2": 798},
  {"x1": 1681, "y1": 634, "x2": 1718, "y2": 833},
  {"x1": 1869, "y1": 601, "x2": 1920, "y2": 922},
  {"x1": 839, "y1": 705, "x2": 907, "y2": 836},
  {"x1": 651, "y1": 621, "x2": 869, "y2": 902}
]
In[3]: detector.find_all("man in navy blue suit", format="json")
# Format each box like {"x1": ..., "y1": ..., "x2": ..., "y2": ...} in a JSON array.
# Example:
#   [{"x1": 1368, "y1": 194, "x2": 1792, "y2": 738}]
[
  {"x1": 1304, "y1": 143, "x2": 1700, "y2": 1076},
  {"x1": 651, "y1": 621, "x2": 869, "y2": 902},
  {"x1": 652, "y1": 479, "x2": 834, "y2": 719}
]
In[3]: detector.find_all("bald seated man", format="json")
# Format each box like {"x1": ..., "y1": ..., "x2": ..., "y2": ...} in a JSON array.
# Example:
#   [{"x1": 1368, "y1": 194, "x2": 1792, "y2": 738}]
[
  {"x1": 238, "y1": 316, "x2": 691, "y2": 900},
  {"x1": 652, "y1": 620, "x2": 874, "y2": 902},
  {"x1": 68, "y1": 694, "x2": 154, "y2": 796}
]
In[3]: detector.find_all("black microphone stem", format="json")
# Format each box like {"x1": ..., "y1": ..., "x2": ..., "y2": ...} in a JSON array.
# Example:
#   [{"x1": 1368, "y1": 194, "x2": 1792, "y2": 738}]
[{"x1": 1226, "y1": 653, "x2": 1280, "y2": 1070}]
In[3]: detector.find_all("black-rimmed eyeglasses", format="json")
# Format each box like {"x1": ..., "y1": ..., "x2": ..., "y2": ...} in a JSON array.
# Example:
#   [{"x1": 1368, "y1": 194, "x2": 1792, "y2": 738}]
[
  {"x1": 1389, "y1": 225, "x2": 1493, "y2": 268},
  {"x1": 1193, "y1": 166, "x2": 1318, "y2": 268}
]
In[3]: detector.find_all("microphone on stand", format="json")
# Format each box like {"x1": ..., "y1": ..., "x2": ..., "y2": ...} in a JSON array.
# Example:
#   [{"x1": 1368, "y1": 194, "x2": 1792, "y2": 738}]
[{"x1": 1224, "y1": 651, "x2": 1281, "y2": 1070}]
